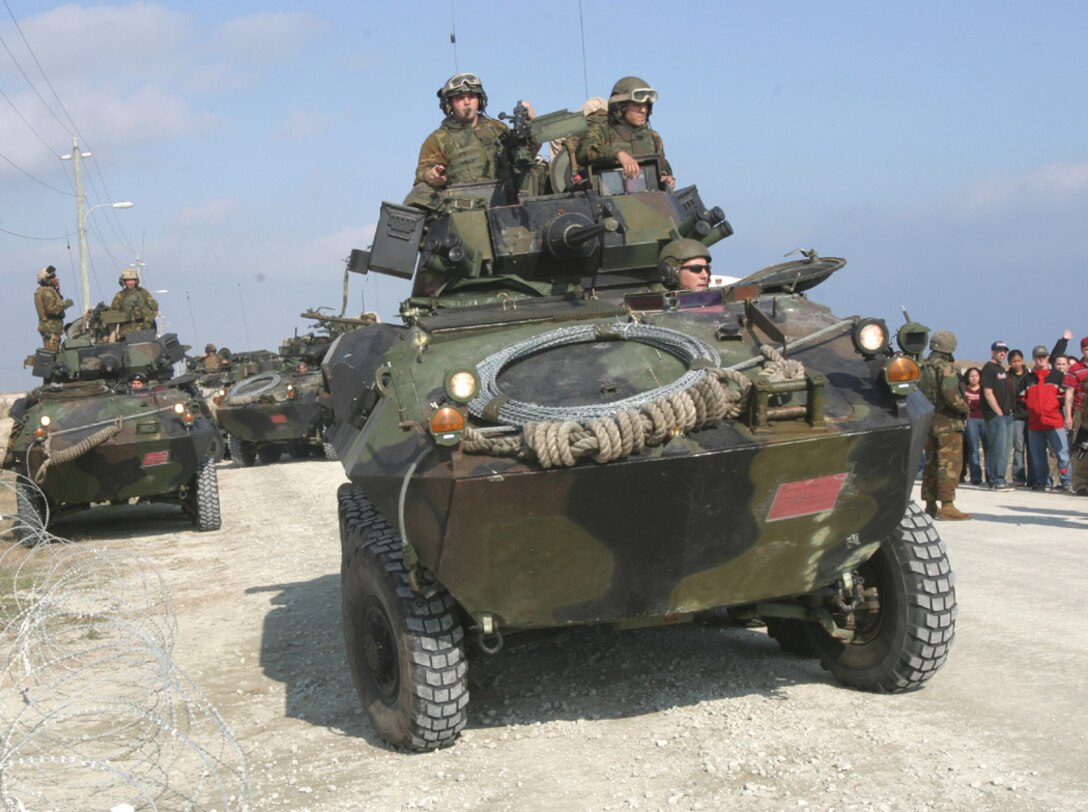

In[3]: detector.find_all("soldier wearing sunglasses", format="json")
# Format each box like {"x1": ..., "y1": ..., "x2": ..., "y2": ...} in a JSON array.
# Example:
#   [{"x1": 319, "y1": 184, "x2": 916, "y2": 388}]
[{"x1": 577, "y1": 76, "x2": 675, "y2": 191}]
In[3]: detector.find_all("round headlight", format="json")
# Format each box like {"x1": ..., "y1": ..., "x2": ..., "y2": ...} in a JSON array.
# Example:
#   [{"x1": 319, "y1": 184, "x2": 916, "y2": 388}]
[
  {"x1": 446, "y1": 369, "x2": 478, "y2": 404},
  {"x1": 174, "y1": 403, "x2": 186, "y2": 414},
  {"x1": 852, "y1": 318, "x2": 889, "y2": 356},
  {"x1": 39, "y1": 415, "x2": 51, "y2": 428}
]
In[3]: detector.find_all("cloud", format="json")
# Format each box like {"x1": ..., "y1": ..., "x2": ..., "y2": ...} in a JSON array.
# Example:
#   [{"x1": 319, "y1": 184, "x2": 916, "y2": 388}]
[
  {"x1": 210, "y1": 12, "x2": 322, "y2": 62},
  {"x1": 950, "y1": 161, "x2": 1088, "y2": 213},
  {"x1": 277, "y1": 110, "x2": 334, "y2": 142},
  {"x1": 173, "y1": 198, "x2": 236, "y2": 228}
]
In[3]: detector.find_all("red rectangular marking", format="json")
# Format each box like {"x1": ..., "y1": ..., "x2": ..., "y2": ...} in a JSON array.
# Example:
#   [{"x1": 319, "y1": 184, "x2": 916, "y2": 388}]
[
  {"x1": 142, "y1": 450, "x2": 170, "y2": 467},
  {"x1": 270, "y1": 414, "x2": 288, "y2": 424},
  {"x1": 767, "y1": 473, "x2": 847, "y2": 522}
]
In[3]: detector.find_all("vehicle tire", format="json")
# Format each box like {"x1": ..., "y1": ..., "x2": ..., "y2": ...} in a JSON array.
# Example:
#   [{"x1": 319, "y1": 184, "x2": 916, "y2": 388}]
[
  {"x1": 765, "y1": 617, "x2": 816, "y2": 656},
  {"x1": 810, "y1": 502, "x2": 956, "y2": 692},
  {"x1": 227, "y1": 372, "x2": 281, "y2": 405},
  {"x1": 338, "y1": 483, "x2": 468, "y2": 751},
  {"x1": 189, "y1": 456, "x2": 222, "y2": 532},
  {"x1": 323, "y1": 440, "x2": 339, "y2": 462},
  {"x1": 256, "y1": 444, "x2": 282, "y2": 465},
  {"x1": 15, "y1": 479, "x2": 48, "y2": 547},
  {"x1": 228, "y1": 435, "x2": 256, "y2": 467},
  {"x1": 286, "y1": 441, "x2": 309, "y2": 459}
]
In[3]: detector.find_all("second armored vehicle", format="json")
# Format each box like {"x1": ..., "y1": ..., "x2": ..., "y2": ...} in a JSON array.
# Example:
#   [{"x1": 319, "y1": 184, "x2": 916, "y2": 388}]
[{"x1": 4, "y1": 309, "x2": 222, "y2": 541}]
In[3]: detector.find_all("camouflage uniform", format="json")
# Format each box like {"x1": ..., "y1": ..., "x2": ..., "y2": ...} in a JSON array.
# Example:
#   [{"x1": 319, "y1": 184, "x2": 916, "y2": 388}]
[
  {"x1": 919, "y1": 346, "x2": 969, "y2": 512},
  {"x1": 35, "y1": 283, "x2": 72, "y2": 352},
  {"x1": 111, "y1": 286, "x2": 159, "y2": 337},
  {"x1": 577, "y1": 119, "x2": 673, "y2": 178},
  {"x1": 405, "y1": 117, "x2": 511, "y2": 210}
]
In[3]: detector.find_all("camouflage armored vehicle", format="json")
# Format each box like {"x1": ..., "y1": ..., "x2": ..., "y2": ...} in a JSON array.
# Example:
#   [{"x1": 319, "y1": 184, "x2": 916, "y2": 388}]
[
  {"x1": 324, "y1": 107, "x2": 955, "y2": 751},
  {"x1": 214, "y1": 312, "x2": 373, "y2": 466},
  {"x1": 4, "y1": 306, "x2": 222, "y2": 541}
]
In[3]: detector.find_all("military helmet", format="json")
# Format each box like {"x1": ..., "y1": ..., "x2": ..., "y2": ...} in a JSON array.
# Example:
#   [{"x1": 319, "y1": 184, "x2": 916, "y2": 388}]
[
  {"x1": 658, "y1": 238, "x2": 711, "y2": 288},
  {"x1": 118, "y1": 267, "x2": 139, "y2": 285},
  {"x1": 608, "y1": 76, "x2": 657, "y2": 121},
  {"x1": 37, "y1": 266, "x2": 56, "y2": 284},
  {"x1": 205, "y1": 343, "x2": 217, "y2": 354},
  {"x1": 929, "y1": 330, "x2": 957, "y2": 354},
  {"x1": 437, "y1": 72, "x2": 488, "y2": 116}
]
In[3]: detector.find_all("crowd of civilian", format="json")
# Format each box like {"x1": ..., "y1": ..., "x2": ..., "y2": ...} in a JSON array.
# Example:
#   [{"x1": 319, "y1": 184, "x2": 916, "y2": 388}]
[{"x1": 960, "y1": 331, "x2": 1088, "y2": 494}]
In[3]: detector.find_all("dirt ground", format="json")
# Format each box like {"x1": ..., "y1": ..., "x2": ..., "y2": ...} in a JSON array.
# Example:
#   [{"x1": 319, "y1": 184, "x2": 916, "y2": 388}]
[{"x1": 3, "y1": 437, "x2": 1087, "y2": 811}]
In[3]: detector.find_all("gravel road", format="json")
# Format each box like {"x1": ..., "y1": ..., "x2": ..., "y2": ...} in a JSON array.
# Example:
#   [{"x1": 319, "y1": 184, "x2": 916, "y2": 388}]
[{"x1": 6, "y1": 452, "x2": 1088, "y2": 811}]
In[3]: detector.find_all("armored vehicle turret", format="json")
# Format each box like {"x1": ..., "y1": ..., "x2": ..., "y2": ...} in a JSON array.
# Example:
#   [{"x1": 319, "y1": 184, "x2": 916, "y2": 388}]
[
  {"x1": 214, "y1": 310, "x2": 375, "y2": 465},
  {"x1": 4, "y1": 309, "x2": 222, "y2": 541},
  {"x1": 324, "y1": 110, "x2": 955, "y2": 751}
]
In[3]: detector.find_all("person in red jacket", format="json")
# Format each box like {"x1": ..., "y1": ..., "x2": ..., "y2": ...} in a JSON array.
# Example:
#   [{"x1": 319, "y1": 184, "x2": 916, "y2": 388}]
[{"x1": 1022, "y1": 345, "x2": 1072, "y2": 491}]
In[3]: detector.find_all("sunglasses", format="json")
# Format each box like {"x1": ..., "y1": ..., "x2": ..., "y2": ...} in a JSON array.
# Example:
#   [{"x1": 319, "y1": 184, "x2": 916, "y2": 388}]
[{"x1": 680, "y1": 263, "x2": 711, "y2": 274}]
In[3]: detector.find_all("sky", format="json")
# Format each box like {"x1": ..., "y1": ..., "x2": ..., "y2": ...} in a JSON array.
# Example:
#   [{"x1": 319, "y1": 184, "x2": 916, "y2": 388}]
[{"x1": 2, "y1": 1, "x2": 1086, "y2": 392}]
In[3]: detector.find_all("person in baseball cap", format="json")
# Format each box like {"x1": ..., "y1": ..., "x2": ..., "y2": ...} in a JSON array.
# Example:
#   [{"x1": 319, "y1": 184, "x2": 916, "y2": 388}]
[{"x1": 991, "y1": 340, "x2": 1009, "y2": 353}]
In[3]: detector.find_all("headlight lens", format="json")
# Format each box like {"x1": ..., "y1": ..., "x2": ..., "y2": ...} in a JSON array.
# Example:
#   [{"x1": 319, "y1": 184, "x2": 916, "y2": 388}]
[
  {"x1": 39, "y1": 415, "x2": 51, "y2": 428},
  {"x1": 173, "y1": 403, "x2": 186, "y2": 415},
  {"x1": 430, "y1": 405, "x2": 466, "y2": 446},
  {"x1": 852, "y1": 318, "x2": 889, "y2": 356},
  {"x1": 885, "y1": 355, "x2": 920, "y2": 383},
  {"x1": 445, "y1": 369, "x2": 478, "y2": 404}
]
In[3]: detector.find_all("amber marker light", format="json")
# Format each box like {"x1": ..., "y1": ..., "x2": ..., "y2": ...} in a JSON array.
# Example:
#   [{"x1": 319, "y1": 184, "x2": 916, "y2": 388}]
[
  {"x1": 430, "y1": 405, "x2": 465, "y2": 446},
  {"x1": 884, "y1": 355, "x2": 920, "y2": 395},
  {"x1": 286, "y1": 384, "x2": 297, "y2": 400}
]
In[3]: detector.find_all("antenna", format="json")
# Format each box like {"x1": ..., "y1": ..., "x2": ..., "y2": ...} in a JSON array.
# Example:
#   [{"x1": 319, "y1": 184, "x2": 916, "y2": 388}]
[
  {"x1": 237, "y1": 283, "x2": 252, "y2": 349},
  {"x1": 578, "y1": 0, "x2": 589, "y2": 100},
  {"x1": 449, "y1": 0, "x2": 459, "y2": 71},
  {"x1": 185, "y1": 290, "x2": 200, "y2": 351}
]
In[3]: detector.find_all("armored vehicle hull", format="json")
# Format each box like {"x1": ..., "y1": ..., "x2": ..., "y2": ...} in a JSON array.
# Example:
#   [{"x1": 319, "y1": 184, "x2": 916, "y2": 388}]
[
  {"x1": 6, "y1": 381, "x2": 221, "y2": 539},
  {"x1": 216, "y1": 371, "x2": 336, "y2": 465},
  {"x1": 326, "y1": 131, "x2": 954, "y2": 750}
]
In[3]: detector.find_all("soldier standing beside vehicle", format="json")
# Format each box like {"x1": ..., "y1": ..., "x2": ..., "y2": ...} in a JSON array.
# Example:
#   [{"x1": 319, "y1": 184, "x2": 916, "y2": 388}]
[
  {"x1": 34, "y1": 265, "x2": 73, "y2": 352},
  {"x1": 919, "y1": 331, "x2": 971, "y2": 520},
  {"x1": 111, "y1": 267, "x2": 158, "y2": 337},
  {"x1": 404, "y1": 72, "x2": 534, "y2": 209},
  {"x1": 577, "y1": 76, "x2": 675, "y2": 191}
]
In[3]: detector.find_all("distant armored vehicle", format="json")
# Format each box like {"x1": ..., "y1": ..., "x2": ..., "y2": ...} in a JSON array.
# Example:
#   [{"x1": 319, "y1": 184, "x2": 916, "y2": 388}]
[
  {"x1": 214, "y1": 311, "x2": 374, "y2": 465},
  {"x1": 4, "y1": 307, "x2": 222, "y2": 540},
  {"x1": 323, "y1": 107, "x2": 956, "y2": 751}
]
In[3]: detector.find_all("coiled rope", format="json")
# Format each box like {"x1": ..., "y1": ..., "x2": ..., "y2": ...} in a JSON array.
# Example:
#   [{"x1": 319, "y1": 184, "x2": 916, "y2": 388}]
[
  {"x1": 462, "y1": 323, "x2": 814, "y2": 467},
  {"x1": 34, "y1": 417, "x2": 123, "y2": 484}
]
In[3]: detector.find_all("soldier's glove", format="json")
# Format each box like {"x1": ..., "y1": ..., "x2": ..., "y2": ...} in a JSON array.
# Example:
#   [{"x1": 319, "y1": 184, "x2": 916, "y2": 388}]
[{"x1": 61, "y1": 298, "x2": 73, "y2": 308}]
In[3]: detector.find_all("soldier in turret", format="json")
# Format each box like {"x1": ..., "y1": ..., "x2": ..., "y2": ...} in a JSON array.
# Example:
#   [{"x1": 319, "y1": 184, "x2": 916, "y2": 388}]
[
  {"x1": 919, "y1": 331, "x2": 972, "y2": 520},
  {"x1": 404, "y1": 72, "x2": 534, "y2": 209},
  {"x1": 34, "y1": 265, "x2": 73, "y2": 351},
  {"x1": 200, "y1": 343, "x2": 222, "y2": 372},
  {"x1": 577, "y1": 76, "x2": 675, "y2": 191},
  {"x1": 110, "y1": 267, "x2": 158, "y2": 338},
  {"x1": 658, "y1": 239, "x2": 712, "y2": 291}
]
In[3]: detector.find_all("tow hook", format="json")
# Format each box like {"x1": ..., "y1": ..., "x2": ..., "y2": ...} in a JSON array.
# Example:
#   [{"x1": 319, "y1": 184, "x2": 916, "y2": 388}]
[{"x1": 476, "y1": 614, "x2": 504, "y2": 654}]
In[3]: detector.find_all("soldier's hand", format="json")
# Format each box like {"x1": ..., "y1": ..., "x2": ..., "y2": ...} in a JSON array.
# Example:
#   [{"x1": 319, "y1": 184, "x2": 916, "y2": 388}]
[
  {"x1": 132, "y1": 308, "x2": 143, "y2": 322},
  {"x1": 617, "y1": 151, "x2": 640, "y2": 179},
  {"x1": 660, "y1": 174, "x2": 676, "y2": 191},
  {"x1": 61, "y1": 298, "x2": 73, "y2": 308},
  {"x1": 424, "y1": 164, "x2": 448, "y2": 188}
]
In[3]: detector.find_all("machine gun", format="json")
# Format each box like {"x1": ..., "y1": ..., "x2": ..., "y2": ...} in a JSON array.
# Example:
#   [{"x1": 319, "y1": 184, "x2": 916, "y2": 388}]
[{"x1": 497, "y1": 105, "x2": 588, "y2": 196}]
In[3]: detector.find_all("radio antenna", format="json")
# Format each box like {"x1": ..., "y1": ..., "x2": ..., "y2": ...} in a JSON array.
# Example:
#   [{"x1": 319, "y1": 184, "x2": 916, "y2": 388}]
[{"x1": 449, "y1": 0, "x2": 459, "y2": 71}]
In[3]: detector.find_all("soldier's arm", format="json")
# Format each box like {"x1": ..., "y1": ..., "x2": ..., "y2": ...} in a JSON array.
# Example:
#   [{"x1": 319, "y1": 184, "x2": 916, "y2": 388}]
[
  {"x1": 43, "y1": 291, "x2": 66, "y2": 317},
  {"x1": 942, "y1": 376, "x2": 969, "y2": 416},
  {"x1": 144, "y1": 291, "x2": 159, "y2": 320},
  {"x1": 414, "y1": 131, "x2": 449, "y2": 186},
  {"x1": 577, "y1": 122, "x2": 620, "y2": 167}
]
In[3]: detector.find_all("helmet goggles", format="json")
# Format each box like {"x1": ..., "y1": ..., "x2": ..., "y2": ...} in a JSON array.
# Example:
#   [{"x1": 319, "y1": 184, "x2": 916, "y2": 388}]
[
  {"x1": 628, "y1": 87, "x2": 657, "y2": 104},
  {"x1": 443, "y1": 72, "x2": 482, "y2": 96}
]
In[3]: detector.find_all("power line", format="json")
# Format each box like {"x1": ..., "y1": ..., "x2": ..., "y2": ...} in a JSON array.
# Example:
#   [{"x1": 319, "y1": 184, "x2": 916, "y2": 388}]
[
  {"x1": 0, "y1": 225, "x2": 71, "y2": 240},
  {"x1": 2, "y1": 0, "x2": 76, "y2": 136},
  {"x1": 0, "y1": 147, "x2": 74, "y2": 195}
]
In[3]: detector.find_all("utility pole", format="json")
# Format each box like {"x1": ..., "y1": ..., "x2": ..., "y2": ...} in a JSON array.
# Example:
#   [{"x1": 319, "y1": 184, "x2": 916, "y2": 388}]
[{"x1": 60, "y1": 137, "x2": 93, "y2": 315}]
